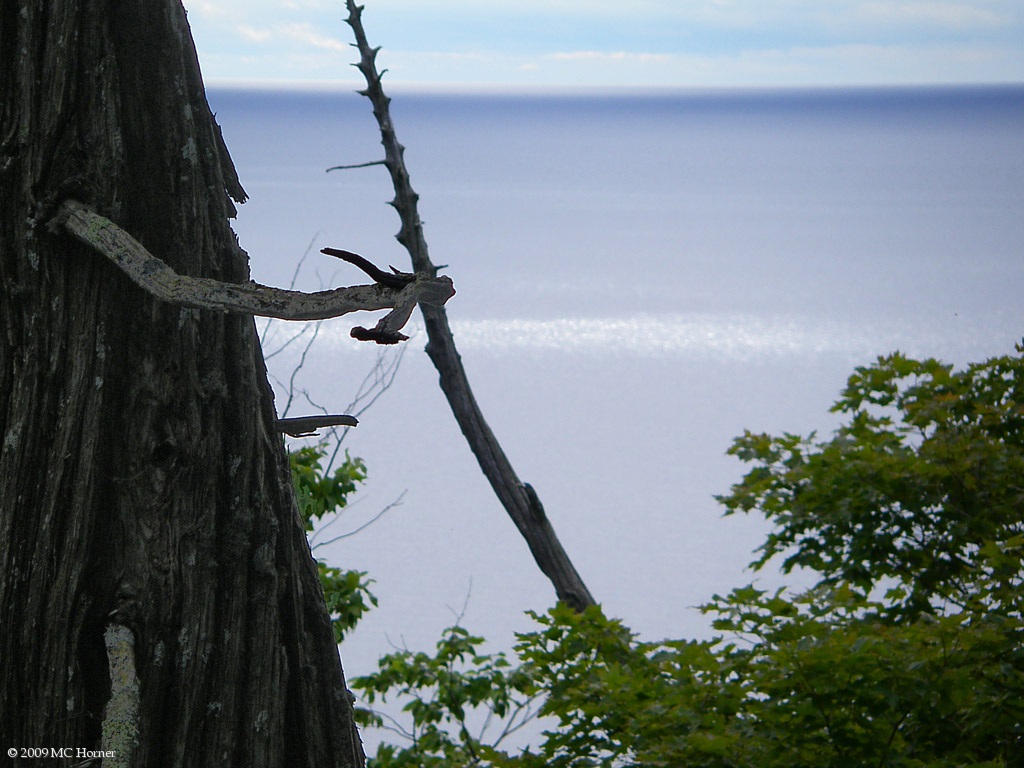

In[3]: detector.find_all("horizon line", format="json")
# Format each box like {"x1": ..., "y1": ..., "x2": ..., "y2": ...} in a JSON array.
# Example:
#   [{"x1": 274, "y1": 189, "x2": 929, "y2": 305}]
[{"x1": 203, "y1": 78, "x2": 1024, "y2": 96}]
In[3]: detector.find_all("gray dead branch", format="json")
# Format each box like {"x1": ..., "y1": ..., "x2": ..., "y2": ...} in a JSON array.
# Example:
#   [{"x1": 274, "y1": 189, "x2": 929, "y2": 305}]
[
  {"x1": 342, "y1": 0, "x2": 596, "y2": 612},
  {"x1": 53, "y1": 199, "x2": 454, "y2": 338}
]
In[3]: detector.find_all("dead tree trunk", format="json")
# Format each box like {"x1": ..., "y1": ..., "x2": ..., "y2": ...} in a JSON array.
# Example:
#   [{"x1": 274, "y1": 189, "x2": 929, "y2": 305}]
[
  {"x1": 341, "y1": 1, "x2": 596, "y2": 612},
  {"x1": 0, "y1": 2, "x2": 365, "y2": 765}
]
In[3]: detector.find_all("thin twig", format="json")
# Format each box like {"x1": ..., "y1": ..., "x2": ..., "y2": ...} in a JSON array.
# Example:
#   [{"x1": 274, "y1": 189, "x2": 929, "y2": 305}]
[
  {"x1": 313, "y1": 490, "x2": 407, "y2": 548},
  {"x1": 281, "y1": 322, "x2": 325, "y2": 417},
  {"x1": 263, "y1": 320, "x2": 320, "y2": 362},
  {"x1": 260, "y1": 233, "x2": 322, "y2": 351},
  {"x1": 325, "y1": 344, "x2": 408, "y2": 468},
  {"x1": 362, "y1": 708, "x2": 416, "y2": 742},
  {"x1": 326, "y1": 159, "x2": 388, "y2": 171},
  {"x1": 490, "y1": 698, "x2": 544, "y2": 746}
]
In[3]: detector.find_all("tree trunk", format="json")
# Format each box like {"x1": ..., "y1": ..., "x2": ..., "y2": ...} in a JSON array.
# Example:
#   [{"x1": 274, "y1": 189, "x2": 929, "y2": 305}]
[{"x1": 0, "y1": 2, "x2": 363, "y2": 766}]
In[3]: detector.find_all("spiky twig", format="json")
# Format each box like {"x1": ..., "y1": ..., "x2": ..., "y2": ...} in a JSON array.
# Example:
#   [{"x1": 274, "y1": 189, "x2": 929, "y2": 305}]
[{"x1": 343, "y1": 1, "x2": 595, "y2": 611}]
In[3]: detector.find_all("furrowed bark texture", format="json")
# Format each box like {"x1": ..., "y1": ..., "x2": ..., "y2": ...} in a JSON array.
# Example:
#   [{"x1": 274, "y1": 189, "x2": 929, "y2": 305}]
[
  {"x1": 344, "y1": 1, "x2": 596, "y2": 612},
  {"x1": 0, "y1": 2, "x2": 363, "y2": 766}
]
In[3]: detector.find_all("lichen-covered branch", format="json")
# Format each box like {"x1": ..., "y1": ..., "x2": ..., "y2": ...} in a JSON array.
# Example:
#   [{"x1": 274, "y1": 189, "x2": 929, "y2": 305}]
[
  {"x1": 344, "y1": 1, "x2": 596, "y2": 611},
  {"x1": 53, "y1": 199, "x2": 454, "y2": 341}
]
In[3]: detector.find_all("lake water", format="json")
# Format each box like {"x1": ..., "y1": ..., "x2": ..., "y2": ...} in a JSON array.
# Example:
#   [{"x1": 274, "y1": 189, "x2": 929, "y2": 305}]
[{"x1": 207, "y1": 85, "x2": 1023, "y2": 693}]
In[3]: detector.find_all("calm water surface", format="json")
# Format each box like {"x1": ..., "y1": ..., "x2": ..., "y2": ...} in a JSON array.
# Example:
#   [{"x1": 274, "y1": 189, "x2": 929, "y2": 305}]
[{"x1": 209, "y1": 85, "x2": 1023, "y2": 694}]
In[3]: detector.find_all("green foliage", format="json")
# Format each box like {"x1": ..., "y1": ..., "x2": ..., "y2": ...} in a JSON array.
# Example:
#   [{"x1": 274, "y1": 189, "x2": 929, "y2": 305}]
[
  {"x1": 717, "y1": 345, "x2": 1024, "y2": 619},
  {"x1": 356, "y1": 591, "x2": 1022, "y2": 766},
  {"x1": 345, "y1": 345, "x2": 1024, "y2": 766},
  {"x1": 290, "y1": 443, "x2": 367, "y2": 528},
  {"x1": 290, "y1": 442, "x2": 376, "y2": 641},
  {"x1": 318, "y1": 562, "x2": 377, "y2": 643},
  {"x1": 698, "y1": 581, "x2": 1024, "y2": 767},
  {"x1": 511, "y1": 604, "x2": 741, "y2": 768},
  {"x1": 352, "y1": 626, "x2": 539, "y2": 767}
]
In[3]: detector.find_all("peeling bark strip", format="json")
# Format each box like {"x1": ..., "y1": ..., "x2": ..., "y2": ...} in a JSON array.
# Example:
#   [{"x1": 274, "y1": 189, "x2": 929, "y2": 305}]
[
  {"x1": 54, "y1": 199, "x2": 453, "y2": 340},
  {"x1": 343, "y1": 1, "x2": 596, "y2": 611},
  {"x1": 102, "y1": 624, "x2": 139, "y2": 767}
]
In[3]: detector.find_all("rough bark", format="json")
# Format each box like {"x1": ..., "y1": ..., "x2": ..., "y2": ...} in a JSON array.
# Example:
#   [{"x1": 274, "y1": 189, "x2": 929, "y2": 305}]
[
  {"x1": 1, "y1": 2, "x2": 363, "y2": 766},
  {"x1": 343, "y1": 1, "x2": 596, "y2": 612}
]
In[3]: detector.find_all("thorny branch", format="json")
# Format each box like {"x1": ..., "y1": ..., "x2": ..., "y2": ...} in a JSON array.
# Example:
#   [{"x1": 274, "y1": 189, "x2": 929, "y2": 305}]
[{"x1": 342, "y1": 0, "x2": 596, "y2": 611}]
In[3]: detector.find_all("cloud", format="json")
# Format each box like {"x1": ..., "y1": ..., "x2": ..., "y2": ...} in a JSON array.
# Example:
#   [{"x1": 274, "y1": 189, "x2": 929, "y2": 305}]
[
  {"x1": 550, "y1": 51, "x2": 674, "y2": 63},
  {"x1": 854, "y1": 2, "x2": 1006, "y2": 27},
  {"x1": 185, "y1": 0, "x2": 233, "y2": 20},
  {"x1": 237, "y1": 25, "x2": 273, "y2": 44},
  {"x1": 369, "y1": 0, "x2": 668, "y2": 12},
  {"x1": 184, "y1": 0, "x2": 1024, "y2": 87},
  {"x1": 281, "y1": 0, "x2": 338, "y2": 9},
  {"x1": 280, "y1": 22, "x2": 348, "y2": 52}
]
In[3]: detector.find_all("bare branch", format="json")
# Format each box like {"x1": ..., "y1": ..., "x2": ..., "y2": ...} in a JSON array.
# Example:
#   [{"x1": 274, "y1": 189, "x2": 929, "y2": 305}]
[
  {"x1": 263, "y1": 318, "x2": 320, "y2": 362},
  {"x1": 312, "y1": 490, "x2": 407, "y2": 548},
  {"x1": 322, "y1": 247, "x2": 415, "y2": 290},
  {"x1": 343, "y1": 0, "x2": 596, "y2": 611},
  {"x1": 316, "y1": 343, "x2": 407, "y2": 472},
  {"x1": 276, "y1": 414, "x2": 359, "y2": 437},
  {"x1": 53, "y1": 199, "x2": 453, "y2": 342},
  {"x1": 260, "y1": 233, "x2": 323, "y2": 353},
  {"x1": 326, "y1": 159, "x2": 388, "y2": 172},
  {"x1": 277, "y1": 322, "x2": 325, "y2": 417}
]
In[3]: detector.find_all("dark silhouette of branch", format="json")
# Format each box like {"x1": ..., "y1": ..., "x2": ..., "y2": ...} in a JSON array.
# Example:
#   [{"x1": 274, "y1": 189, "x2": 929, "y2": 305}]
[
  {"x1": 276, "y1": 414, "x2": 359, "y2": 437},
  {"x1": 322, "y1": 247, "x2": 415, "y2": 290},
  {"x1": 326, "y1": 159, "x2": 387, "y2": 172},
  {"x1": 343, "y1": 1, "x2": 596, "y2": 612}
]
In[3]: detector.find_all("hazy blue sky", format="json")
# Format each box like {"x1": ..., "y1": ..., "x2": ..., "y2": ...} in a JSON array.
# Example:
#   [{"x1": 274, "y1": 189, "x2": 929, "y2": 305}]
[{"x1": 183, "y1": 0, "x2": 1024, "y2": 89}]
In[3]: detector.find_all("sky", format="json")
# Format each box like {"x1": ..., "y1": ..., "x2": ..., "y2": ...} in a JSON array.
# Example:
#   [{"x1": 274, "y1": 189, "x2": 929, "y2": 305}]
[{"x1": 182, "y1": 0, "x2": 1024, "y2": 89}]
